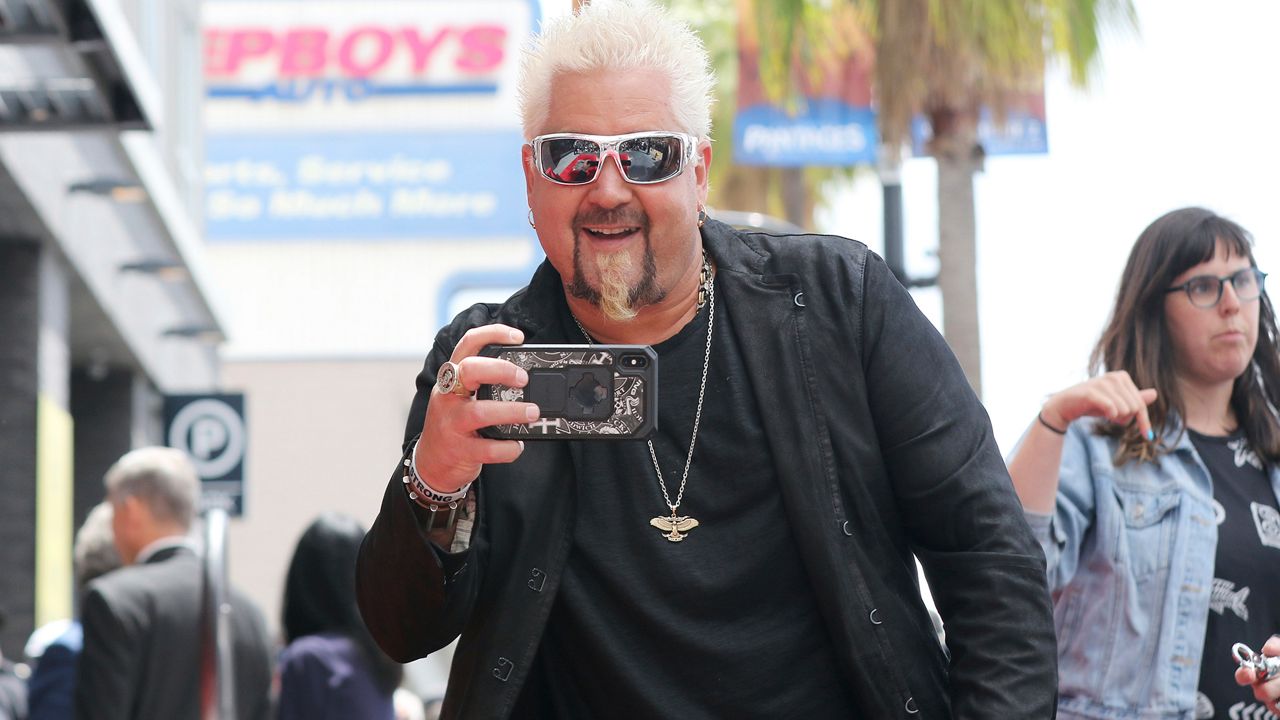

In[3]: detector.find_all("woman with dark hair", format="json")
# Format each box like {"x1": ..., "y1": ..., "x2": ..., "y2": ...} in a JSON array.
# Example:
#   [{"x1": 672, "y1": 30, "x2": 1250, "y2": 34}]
[
  {"x1": 1008, "y1": 207, "x2": 1280, "y2": 719},
  {"x1": 279, "y1": 513, "x2": 402, "y2": 720}
]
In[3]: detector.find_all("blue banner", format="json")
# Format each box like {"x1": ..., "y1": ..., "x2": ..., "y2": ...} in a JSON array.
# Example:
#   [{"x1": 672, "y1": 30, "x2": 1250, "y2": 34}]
[
  {"x1": 205, "y1": 130, "x2": 529, "y2": 240},
  {"x1": 733, "y1": 99, "x2": 878, "y2": 167},
  {"x1": 911, "y1": 107, "x2": 1048, "y2": 157}
]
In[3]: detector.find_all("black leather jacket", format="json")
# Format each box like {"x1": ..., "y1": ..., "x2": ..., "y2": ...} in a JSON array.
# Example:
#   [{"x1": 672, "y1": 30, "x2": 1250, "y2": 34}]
[{"x1": 357, "y1": 220, "x2": 1057, "y2": 719}]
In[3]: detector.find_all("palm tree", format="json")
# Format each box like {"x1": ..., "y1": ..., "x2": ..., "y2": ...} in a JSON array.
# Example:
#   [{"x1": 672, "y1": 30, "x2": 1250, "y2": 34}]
[{"x1": 744, "y1": 0, "x2": 1135, "y2": 396}]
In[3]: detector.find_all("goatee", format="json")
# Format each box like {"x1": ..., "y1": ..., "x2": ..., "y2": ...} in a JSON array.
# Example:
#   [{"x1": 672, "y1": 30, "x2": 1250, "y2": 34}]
[{"x1": 566, "y1": 236, "x2": 664, "y2": 322}]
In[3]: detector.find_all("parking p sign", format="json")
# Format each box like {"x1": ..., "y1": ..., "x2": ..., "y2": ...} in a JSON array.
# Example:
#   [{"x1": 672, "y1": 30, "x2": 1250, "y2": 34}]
[{"x1": 165, "y1": 393, "x2": 247, "y2": 516}]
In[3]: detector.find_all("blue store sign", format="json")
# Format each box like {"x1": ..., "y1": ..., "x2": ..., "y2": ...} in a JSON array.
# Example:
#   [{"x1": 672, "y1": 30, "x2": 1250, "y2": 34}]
[
  {"x1": 205, "y1": 131, "x2": 528, "y2": 240},
  {"x1": 734, "y1": 99, "x2": 879, "y2": 167}
]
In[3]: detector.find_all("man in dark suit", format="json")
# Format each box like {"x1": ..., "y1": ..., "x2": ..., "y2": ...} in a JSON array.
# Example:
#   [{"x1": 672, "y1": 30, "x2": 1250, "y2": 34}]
[{"x1": 75, "y1": 447, "x2": 273, "y2": 720}]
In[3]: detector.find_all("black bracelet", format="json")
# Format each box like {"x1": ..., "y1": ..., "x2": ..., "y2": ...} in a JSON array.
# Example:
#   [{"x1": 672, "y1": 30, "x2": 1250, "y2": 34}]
[
  {"x1": 1037, "y1": 412, "x2": 1067, "y2": 435},
  {"x1": 423, "y1": 501, "x2": 460, "y2": 533}
]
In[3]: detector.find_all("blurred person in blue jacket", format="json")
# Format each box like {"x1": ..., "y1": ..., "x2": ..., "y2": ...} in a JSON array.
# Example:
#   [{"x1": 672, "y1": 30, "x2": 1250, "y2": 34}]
[
  {"x1": 1008, "y1": 207, "x2": 1280, "y2": 719},
  {"x1": 25, "y1": 502, "x2": 120, "y2": 720}
]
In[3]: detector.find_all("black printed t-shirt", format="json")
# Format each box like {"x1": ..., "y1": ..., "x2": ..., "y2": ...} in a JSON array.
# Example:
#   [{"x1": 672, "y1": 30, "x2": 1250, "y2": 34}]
[
  {"x1": 529, "y1": 280, "x2": 857, "y2": 719},
  {"x1": 1191, "y1": 429, "x2": 1280, "y2": 720}
]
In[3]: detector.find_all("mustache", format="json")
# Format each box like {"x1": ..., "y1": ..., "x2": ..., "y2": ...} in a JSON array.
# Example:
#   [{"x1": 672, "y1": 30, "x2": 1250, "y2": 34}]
[{"x1": 574, "y1": 208, "x2": 648, "y2": 228}]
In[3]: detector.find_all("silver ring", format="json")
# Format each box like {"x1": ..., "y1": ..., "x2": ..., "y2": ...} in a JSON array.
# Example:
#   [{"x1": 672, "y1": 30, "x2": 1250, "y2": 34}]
[{"x1": 435, "y1": 361, "x2": 472, "y2": 397}]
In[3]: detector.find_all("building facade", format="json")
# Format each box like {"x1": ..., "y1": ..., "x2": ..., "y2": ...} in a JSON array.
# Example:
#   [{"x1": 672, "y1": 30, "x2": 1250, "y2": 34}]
[{"x1": 0, "y1": 0, "x2": 221, "y2": 656}]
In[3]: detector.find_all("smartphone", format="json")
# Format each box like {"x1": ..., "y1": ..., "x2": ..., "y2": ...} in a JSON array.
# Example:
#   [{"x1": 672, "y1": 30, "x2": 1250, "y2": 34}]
[{"x1": 476, "y1": 344, "x2": 658, "y2": 440}]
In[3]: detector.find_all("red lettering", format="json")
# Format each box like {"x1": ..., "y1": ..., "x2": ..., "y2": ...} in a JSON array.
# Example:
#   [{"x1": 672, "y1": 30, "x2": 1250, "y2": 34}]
[
  {"x1": 206, "y1": 28, "x2": 276, "y2": 76},
  {"x1": 203, "y1": 30, "x2": 232, "y2": 77},
  {"x1": 206, "y1": 22, "x2": 512, "y2": 82},
  {"x1": 456, "y1": 26, "x2": 506, "y2": 74},
  {"x1": 400, "y1": 27, "x2": 452, "y2": 74},
  {"x1": 338, "y1": 27, "x2": 395, "y2": 77},
  {"x1": 279, "y1": 28, "x2": 329, "y2": 77}
]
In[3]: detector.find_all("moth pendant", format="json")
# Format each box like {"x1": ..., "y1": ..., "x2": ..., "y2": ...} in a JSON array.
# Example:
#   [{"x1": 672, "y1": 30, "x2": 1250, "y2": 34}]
[{"x1": 649, "y1": 514, "x2": 699, "y2": 542}]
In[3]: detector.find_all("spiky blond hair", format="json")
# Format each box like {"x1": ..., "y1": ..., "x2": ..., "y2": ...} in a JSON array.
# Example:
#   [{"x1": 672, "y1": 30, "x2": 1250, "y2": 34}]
[{"x1": 518, "y1": 0, "x2": 715, "y2": 147}]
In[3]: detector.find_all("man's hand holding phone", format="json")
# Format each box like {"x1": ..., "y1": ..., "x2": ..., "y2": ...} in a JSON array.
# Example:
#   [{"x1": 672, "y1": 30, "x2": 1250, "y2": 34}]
[{"x1": 416, "y1": 324, "x2": 537, "y2": 493}]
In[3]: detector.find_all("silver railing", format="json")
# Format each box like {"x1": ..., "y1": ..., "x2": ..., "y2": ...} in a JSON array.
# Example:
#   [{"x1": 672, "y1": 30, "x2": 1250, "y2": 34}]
[{"x1": 201, "y1": 505, "x2": 237, "y2": 719}]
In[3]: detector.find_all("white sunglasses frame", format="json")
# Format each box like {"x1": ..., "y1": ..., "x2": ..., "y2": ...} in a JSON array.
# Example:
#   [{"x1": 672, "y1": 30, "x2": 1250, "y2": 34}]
[{"x1": 529, "y1": 130, "x2": 697, "y2": 186}]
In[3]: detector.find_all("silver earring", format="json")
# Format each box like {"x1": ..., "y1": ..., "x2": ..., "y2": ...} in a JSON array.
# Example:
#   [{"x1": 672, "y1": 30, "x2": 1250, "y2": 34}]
[{"x1": 528, "y1": 209, "x2": 536, "y2": 229}]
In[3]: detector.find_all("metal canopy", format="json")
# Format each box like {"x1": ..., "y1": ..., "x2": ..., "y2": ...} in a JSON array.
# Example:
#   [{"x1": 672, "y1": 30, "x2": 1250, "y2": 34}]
[
  {"x1": 0, "y1": 0, "x2": 63, "y2": 43},
  {"x1": 0, "y1": 0, "x2": 149, "y2": 131}
]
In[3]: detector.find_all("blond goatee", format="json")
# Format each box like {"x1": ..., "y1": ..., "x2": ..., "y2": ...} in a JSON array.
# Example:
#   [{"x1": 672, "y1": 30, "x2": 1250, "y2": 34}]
[{"x1": 596, "y1": 251, "x2": 638, "y2": 322}]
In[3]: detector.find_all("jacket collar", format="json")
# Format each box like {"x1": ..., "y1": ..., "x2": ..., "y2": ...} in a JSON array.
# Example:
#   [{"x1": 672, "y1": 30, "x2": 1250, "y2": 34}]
[
  {"x1": 492, "y1": 259, "x2": 566, "y2": 340},
  {"x1": 135, "y1": 536, "x2": 196, "y2": 565}
]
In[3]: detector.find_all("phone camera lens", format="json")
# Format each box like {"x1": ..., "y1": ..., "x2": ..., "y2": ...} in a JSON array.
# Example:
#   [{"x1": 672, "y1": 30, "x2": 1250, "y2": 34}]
[{"x1": 621, "y1": 354, "x2": 648, "y2": 369}]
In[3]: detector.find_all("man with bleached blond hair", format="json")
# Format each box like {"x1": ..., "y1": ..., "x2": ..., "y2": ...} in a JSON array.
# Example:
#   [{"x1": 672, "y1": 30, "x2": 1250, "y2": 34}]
[{"x1": 357, "y1": 2, "x2": 1057, "y2": 717}]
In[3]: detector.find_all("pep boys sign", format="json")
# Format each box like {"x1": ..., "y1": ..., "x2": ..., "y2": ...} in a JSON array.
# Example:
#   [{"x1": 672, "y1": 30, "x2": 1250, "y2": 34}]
[
  {"x1": 202, "y1": 0, "x2": 538, "y2": 242},
  {"x1": 206, "y1": 25, "x2": 505, "y2": 100},
  {"x1": 204, "y1": 1, "x2": 535, "y2": 127}
]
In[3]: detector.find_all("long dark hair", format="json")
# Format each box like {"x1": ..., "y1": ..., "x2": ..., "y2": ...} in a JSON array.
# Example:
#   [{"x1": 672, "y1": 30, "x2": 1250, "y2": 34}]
[
  {"x1": 282, "y1": 513, "x2": 403, "y2": 695},
  {"x1": 1091, "y1": 206, "x2": 1280, "y2": 465}
]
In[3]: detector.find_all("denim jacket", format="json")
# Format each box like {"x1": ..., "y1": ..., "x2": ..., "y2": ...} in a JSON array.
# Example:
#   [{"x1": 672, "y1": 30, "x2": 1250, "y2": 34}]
[{"x1": 1022, "y1": 417, "x2": 1280, "y2": 719}]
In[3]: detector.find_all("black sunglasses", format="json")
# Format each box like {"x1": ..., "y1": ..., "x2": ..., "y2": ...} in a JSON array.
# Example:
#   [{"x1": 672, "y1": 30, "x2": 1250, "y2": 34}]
[
  {"x1": 531, "y1": 131, "x2": 696, "y2": 186},
  {"x1": 1164, "y1": 267, "x2": 1267, "y2": 308}
]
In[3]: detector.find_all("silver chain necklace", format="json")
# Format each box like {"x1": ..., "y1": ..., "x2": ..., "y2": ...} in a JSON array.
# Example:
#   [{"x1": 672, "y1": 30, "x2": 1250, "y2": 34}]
[{"x1": 571, "y1": 252, "x2": 714, "y2": 542}]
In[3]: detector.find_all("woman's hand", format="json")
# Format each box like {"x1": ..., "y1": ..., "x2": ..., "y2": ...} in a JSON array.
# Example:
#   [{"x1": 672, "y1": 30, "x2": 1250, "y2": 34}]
[
  {"x1": 1010, "y1": 371, "x2": 1158, "y2": 514},
  {"x1": 1235, "y1": 635, "x2": 1280, "y2": 716},
  {"x1": 1041, "y1": 370, "x2": 1158, "y2": 440}
]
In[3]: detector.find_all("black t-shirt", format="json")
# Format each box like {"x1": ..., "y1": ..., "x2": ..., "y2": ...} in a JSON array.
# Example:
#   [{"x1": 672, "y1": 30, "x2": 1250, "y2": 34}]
[
  {"x1": 530, "y1": 283, "x2": 856, "y2": 718},
  {"x1": 1191, "y1": 429, "x2": 1280, "y2": 720}
]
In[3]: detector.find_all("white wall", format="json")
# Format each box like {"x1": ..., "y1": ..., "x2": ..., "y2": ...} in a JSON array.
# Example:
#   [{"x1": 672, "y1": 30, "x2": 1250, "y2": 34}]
[{"x1": 223, "y1": 357, "x2": 422, "y2": 641}]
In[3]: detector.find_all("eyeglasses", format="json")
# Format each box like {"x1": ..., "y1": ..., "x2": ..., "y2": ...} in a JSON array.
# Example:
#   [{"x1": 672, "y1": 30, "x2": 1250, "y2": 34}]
[
  {"x1": 1164, "y1": 267, "x2": 1268, "y2": 308},
  {"x1": 530, "y1": 131, "x2": 696, "y2": 186}
]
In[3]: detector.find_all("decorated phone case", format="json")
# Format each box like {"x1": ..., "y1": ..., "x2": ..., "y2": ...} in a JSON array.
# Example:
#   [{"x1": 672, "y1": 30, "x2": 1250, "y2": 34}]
[{"x1": 477, "y1": 344, "x2": 657, "y2": 440}]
